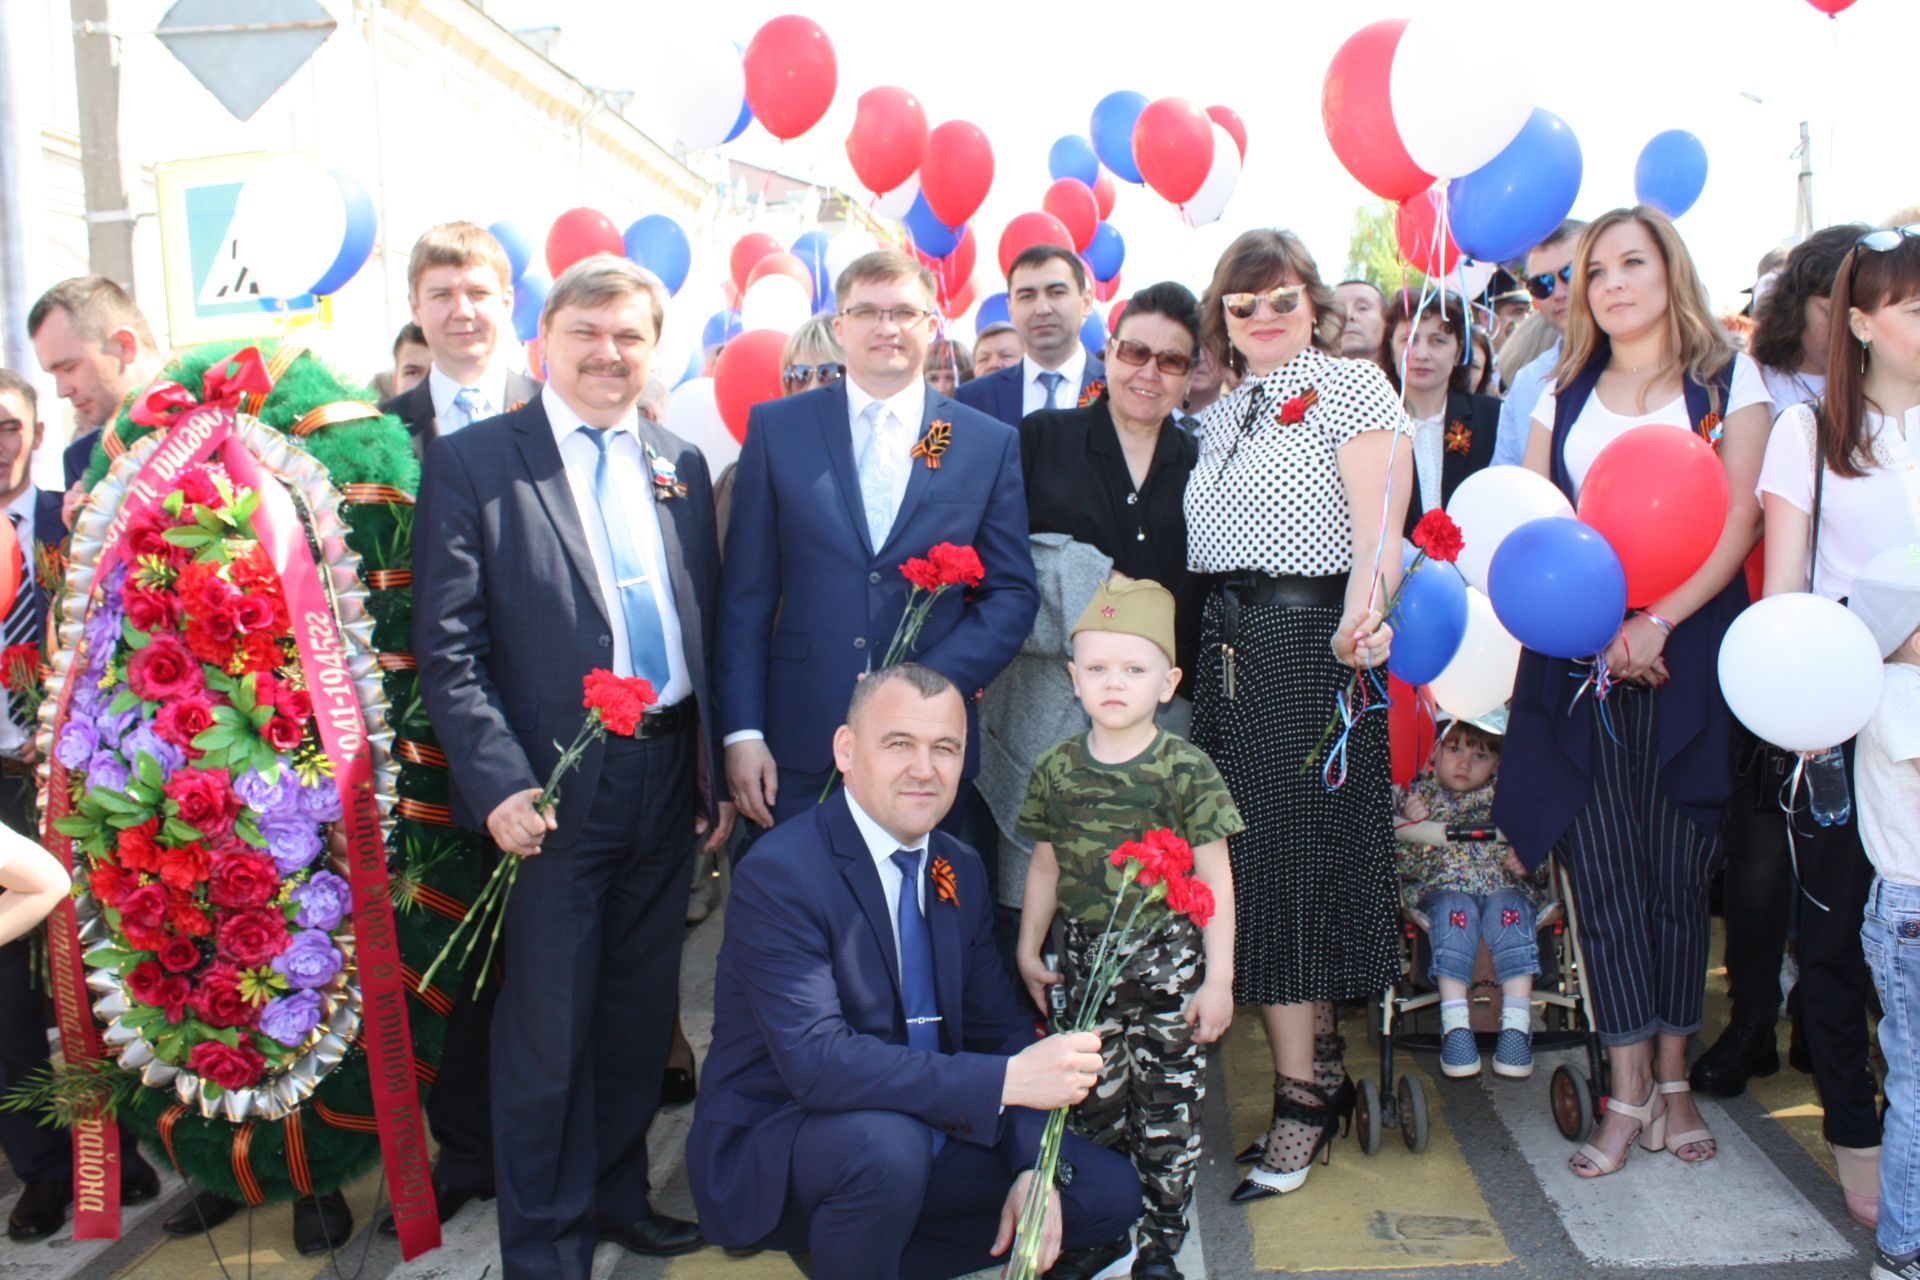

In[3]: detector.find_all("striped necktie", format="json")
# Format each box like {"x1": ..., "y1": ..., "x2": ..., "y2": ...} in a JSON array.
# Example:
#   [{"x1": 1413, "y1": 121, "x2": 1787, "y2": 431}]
[{"x1": 5, "y1": 514, "x2": 36, "y2": 734}]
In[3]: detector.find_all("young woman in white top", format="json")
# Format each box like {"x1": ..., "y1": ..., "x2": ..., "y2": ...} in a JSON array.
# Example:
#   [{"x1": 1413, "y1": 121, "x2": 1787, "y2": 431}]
[
  {"x1": 1497, "y1": 206, "x2": 1772, "y2": 1181},
  {"x1": 1755, "y1": 223, "x2": 1920, "y2": 1230}
]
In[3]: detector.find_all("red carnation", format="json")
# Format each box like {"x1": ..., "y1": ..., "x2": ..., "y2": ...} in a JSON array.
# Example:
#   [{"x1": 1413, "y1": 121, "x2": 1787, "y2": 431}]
[
  {"x1": 127, "y1": 632, "x2": 203, "y2": 702},
  {"x1": 231, "y1": 545, "x2": 277, "y2": 594},
  {"x1": 1410, "y1": 510, "x2": 1465, "y2": 564},
  {"x1": 900, "y1": 557, "x2": 942, "y2": 592},
  {"x1": 215, "y1": 906, "x2": 289, "y2": 967},
  {"x1": 582, "y1": 669, "x2": 658, "y2": 738},
  {"x1": 206, "y1": 848, "x2": 277, "y2": 908},
  {"x1": 927, "y1": 542, "x2": 985, "y2": 589},
  {"x1": 176, "y1": 561, "x2": 235, "y2": 617},
  {"x1": 1135, "y1": 828, "x2": 1196, "y2": 886},
  {"x1": 117, "y1": 882, "x2": 168, "y2": 935},
  {"x1": 262, "y1": 714, "x2": 305, "y2": 753},
  {"x1": 1164, "y1": 873, "x2": 1216, "y2": 929},
  {"x1": 167, "y1": 894, "x2": 213, "y2": 938},
  {"x1": 88, "y1": 862, "x2": 131, "y2": 907},
  {"x1": 187, "y1": 1039, "x2": 265, "y2": 1090},
  {"x1": 1277, "y1": 388, "x2": 1318, "y2": 426},
  {"x1": 157, "y1": 935, "x2": 201, "y2": 974},
  {"x1": 124, "y1": 959, "x2": 168, "y2": 1006},
  {"x1": 115, "y1": 819, "x2": 165, "y2": 874},
  {"x1": 236, "y1": 631, "x2": 283, "y2": 675},
  {"x1": 156, "y1": 841, "x2": 211, "y2": 892},
  {"x1": 166, "y1": 766, "x2": 239, "y2": 835},
  {"x1": 189, "y1": 962, "x2": 256, "y2": 1029},
  {"x1": 154, "y1": 693, "x2": 216, "y2": 751}
]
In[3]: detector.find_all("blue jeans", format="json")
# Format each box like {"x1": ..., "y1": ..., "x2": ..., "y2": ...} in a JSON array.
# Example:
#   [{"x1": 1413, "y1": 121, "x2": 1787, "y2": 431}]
[
  {"x1": 1862, "y1": 876, "x2": 1920, "y2": 1257},
  {"x1": 1421, "y1": 888, "x2": 1541, "y2": 985}
]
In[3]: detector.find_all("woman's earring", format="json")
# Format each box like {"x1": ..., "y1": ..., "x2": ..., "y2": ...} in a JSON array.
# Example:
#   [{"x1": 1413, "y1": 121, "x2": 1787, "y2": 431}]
[{"x1": 1861, "y1": 339, "x2": 1870, "y2": 374}]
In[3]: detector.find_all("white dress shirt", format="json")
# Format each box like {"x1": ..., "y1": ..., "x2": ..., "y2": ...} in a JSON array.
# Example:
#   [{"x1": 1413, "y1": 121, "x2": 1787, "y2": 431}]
[
  {"x1": 428, "y1": 363, "x2": 513, "y2": 435},
  {"x1": 543, "y1": 385, "x2": 693, "y2": 706},
  {"x1": 845, "y1": 791, "x2": 930, "y2": 974},
  {"x1": 1020, "y1": 347, "x2": 1088, "y2": 418},
  {"x1": 844, "y1": 375, "x2": 928, "y2": 525},
  {"x1": 0, "y1": 487, "x2": 35, "y2": 755},
  {"x1": 1411, "y1": 410, "x2": 1447, "y2": 514}
]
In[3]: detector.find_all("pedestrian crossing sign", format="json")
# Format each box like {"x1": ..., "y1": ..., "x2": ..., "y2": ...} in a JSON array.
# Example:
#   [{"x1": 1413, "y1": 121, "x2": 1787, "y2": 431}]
[{"x1": 154, "y1": 152, "x2": 328, "y2": 345}]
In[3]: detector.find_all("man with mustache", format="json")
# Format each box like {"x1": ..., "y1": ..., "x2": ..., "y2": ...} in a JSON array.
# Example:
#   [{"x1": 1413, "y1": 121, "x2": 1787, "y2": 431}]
[{"x1": 957, "y1": 246, "x2": 1105, "y2": 426}]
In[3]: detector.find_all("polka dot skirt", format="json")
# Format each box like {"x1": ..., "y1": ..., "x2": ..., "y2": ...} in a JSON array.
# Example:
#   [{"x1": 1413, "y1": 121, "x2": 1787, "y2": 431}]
[{"x1": 1190, "y1": 590, "x2": 1401, "y2": 1006}]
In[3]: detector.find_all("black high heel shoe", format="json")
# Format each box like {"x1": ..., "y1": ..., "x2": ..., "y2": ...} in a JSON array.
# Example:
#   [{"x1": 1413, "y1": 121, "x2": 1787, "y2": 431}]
[
  {"x1": 1237, "y1": 1032, "x2": 1355, "y2": 1163},
  {"x1": 1230, "y1": 1079, "x2": 1336, "y2": 1202}
]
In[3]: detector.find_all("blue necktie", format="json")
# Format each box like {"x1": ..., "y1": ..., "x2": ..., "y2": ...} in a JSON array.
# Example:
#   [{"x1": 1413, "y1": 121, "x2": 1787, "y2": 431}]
[
  {"x1": 1039, "y1": 370, "x2": 1066, "y2": 410},
  {"x1": 890, "y1": 848, "x2": 944, "y2": 1152},
  {"x1": 449, "y1": 385, "x2": 491, "y2": 432},
  {"x1": 855, "y1": 401, "x2": 896, "y2": 548},
  {"x1": 576, "y1": 427, "x2": 671, "y2": 689}
]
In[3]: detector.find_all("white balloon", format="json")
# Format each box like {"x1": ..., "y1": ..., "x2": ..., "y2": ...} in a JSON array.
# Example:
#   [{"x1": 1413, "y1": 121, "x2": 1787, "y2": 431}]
[
  {"x1": 739, "y1": 273, "x2": 812, "y2": 334},
  {"x1": 1453, "y1": 258, "x2": 1498, "y2": 301},
  {"x1": 233, "y1": 156, "x2": 347, "y2": 301},
  {"x1": 1390, "y1": 17, "x2": 1534, "y2": 178},
  {"x1": 1429, "y1": 587, "x2": 1521, "y2": 721},
  {"x1": 662, "y1": 377, "x2": 740, "y2": 472},
  {"x1": 1719, "y1": 594, "x2": 1884, "y2": 753},
  {"x1": 1180, "y1": 123, "x2": 1241, "y2": 228},
  {"x1": 1444, "y1": 465, "x2": 1574, "y2": 592},
  {"x1": 825, "y1": 229, "x2": 882, "y2": 284},
  {"x1": 658, "y1": 35, "x2": 746, "y2": 149},
  {"x1": 873, "y1": 174, "x2": 920, "y2": 220}
]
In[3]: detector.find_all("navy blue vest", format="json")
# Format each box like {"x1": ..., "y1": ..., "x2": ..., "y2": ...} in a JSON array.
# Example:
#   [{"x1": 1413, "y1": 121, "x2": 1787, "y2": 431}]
[{"x1": 1492, "y1": 355, "x2": 1748, "y2": 867}]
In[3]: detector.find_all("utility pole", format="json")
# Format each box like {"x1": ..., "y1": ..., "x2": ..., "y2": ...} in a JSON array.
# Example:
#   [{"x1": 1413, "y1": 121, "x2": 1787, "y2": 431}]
[
  {"x1": 70, "y1": 0, "x2": 136, "y2": 291},
  {"x1": 1794, "y1": 120, "x2": 1815, "y2": 241}
]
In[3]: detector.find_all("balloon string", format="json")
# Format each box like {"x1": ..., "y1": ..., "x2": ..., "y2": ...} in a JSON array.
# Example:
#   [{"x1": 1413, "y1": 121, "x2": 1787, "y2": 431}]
[
  {"x1": 1566, "y1": 654, "x2": 1623, "y2": 747},
  {"x1": 1777, "y1": 756, "x2": 1832, "y2": 913},
  {"x1": 1322, "y1": 664, "x2": 1390, "y2": 792}
]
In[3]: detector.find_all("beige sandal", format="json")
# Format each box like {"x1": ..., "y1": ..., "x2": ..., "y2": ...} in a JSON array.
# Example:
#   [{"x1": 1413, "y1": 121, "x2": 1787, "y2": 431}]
[
  {"x1": 1829, "y1": 1142, "x2": 1881, "y2": 1229},
  {"x1": 1571, "y1": 1086, "x2": 1665, "y2": 1177},
  {"x1": 1658, "y1": 1080, "x2": 1717, "y2": 1163}
]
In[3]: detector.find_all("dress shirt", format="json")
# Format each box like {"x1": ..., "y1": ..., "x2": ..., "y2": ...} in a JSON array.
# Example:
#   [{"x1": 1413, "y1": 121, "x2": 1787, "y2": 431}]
[
  {"x1": 1020, "y1": 347, "x2": 1088, "y2": 419},
  {"x1": 1493, "y1": 340, "x2": 1561, "y2": 467},
  {"x1": 0, "y1": 487, "x2": 36, "y2": 755},
  {"x1": 428, "y1": 363, "x2": 513, "y2": 435},
  {"x1": 845, "y1": 375, "x2": 928, "y2": 523},
  {"x1": 845, "y1": 791, "x2": 930, "y2": 975},
  {"x1": 543, "y1": 385, "x2": 692, "y2": 705},
  {"x1": 1411, "y1": 410, "x2": 1447, "y2": 514}
]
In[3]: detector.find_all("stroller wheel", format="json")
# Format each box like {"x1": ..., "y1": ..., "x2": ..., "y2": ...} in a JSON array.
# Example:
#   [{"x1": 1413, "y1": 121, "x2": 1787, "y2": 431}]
[
  {"x1": 1356, "y1": 1077, "x2": 1384, "y2": 1156},
  {"x1": 1551, "y1": 1063, "x2": 1595, "y2": 1142},
  {"x1": 1398, "y1": 1074, "x2": 1430, "y2": 1153}
]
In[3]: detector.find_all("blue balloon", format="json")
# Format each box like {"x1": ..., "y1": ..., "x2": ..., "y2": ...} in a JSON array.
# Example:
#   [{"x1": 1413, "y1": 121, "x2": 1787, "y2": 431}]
[
  {"x1": 903, "y1": 191, "x2": 960, "y2": 258},
  {"x1": 790, "y1": 230, "x2": 834, "y2": 310},
  {"x1": 723, "y1": 97, "x2": 753, "y2": 143},
  {"x1": 1487, "y1": 517, "x2": 1628, "y2": 660},
  {"x1": 701, "y1": 309, "x2": 744, "y2": 351},
  {"x1": 1047, "y1": 135, "x2": 1100, "y2": 188},
  {"x1": 1635, "y1": 129, "x2": 1709, "y2": 219},
  {"x1": 1448, "y1": 109, "x2": 1583, "y2": 265},
  {"x1": 487, "y1": 220, "x2": 533, "y2": 282},
  {"x1": 1080, "y1": 312, "x2": 1107, "y2": 358},
  {"x1": 622, "y1": 215, "x2": 691, "y2": 296},
  {"x1": 308, "y1": 170, "x2": 378, "y2": 297},
  {"x1": 676, "y1": 346, "x2": 703, "y2": 388},
  {"x1": 975, "y1": 292, "x2": 1009, "y2": 331},
  {"x1": 1085, "y1": 222, "x2": 1125, "y2": 283},
  {"x1": 1090, "y1": 91, "x2": 1148, "y2": 184},
  {"x1": 512, "y1": 271, "x2": 550, "y2": 343},
  {"x1": 1387, "y1": 561, "x2": 1470, "y2": 686}
]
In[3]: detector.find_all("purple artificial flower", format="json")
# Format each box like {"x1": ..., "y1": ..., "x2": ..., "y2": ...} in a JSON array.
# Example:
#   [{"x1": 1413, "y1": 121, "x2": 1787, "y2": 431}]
[
  {"x1": 69, "y1": 674, "x2": 104, "y2": 715},
  {"x1": 85, "y1": 750, "x2": 129, "y2": 793},
  {"x1": 271, "y1": 930, "x2": 343, "y2": 991},
  {"x1": 291, "y1": 870, "x2": 352, "y2": 931},
  {"x1": 294, "y1": 778, "x2": 342, "y2": 823},
  {"x1": 257, "y1": 989, "x2": 324, "y2": 1047},
  {"x1": 234, "y1": 767, "x2": 297, "y2": 817},
  {"x1": 82, "y1": 607, "x2": 121, "y2": 665},
  {"x1": 120, "y1": 722, "x2": 185, "y2": 778},
  {"x1": 96, "y1": 704, "x2": 138, "y2": 748},
  {"x1": 55, "y1": 719, "x2": 100, "y2": 771},
  {"x1": 259, "y1": 814, "x2": 322, "y2": 877}
]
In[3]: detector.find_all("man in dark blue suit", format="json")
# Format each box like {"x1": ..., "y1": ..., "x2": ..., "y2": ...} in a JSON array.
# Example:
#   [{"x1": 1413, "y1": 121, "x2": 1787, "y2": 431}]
[
  {"x1": 689, "y1": 664, "x2": 1138, "y2": 1280},
  {"x1": 717, "y1": 249, "x2": 1037, "y2": 832},
  {"x1": 955, "y1": 245, "x2": 1105, "y2": 427},
  {"x1": 415, "y1": 256, "x2": 732, "y2": 1280}
]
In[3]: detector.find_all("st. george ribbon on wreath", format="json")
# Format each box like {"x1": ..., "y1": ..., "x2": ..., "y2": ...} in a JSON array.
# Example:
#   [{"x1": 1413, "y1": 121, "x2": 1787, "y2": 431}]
[{"x1": 25, "y1": 342, "x2": 468, "y2": 1260}]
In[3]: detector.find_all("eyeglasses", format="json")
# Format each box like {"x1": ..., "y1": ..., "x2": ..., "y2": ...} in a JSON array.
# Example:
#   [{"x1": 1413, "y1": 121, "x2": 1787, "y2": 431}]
[
  {"x1": 1847, "y1": 223, "x2": 1920, "y2": 296},
  {"x1": 1525, "y1": 264, "x2": 1574, "y2": 300},
  {"x1": 1221, "y1": 286, "x2": 1304, "y2": 319},
  {"x1": 840, "y1": 305, "x2": 932, "y2": 327},
  {"x1": 782, "y1": 362, "x2": 845, "y2": 388},
  {"x1": 1108, "y1": 337, "x2": 1196, "y2": 376}
]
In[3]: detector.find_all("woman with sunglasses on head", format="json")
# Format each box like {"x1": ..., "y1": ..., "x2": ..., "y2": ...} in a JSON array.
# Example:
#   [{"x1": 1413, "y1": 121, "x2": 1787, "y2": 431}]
[
  {"x1": 1185, "y1": 230, "x2": 1412, "y2": 1202},
  {"x1": 1754, "y1": 223, "x2": 1920, "y2": 1240},
  {"x1": 1386, "y1": 291, "x2": 1500, "y2": 539},
  {"x1": 713, "y1": 316, "x2": 847, "y2": 544},
  {"x1": 1498, "y1": 206, "x2": 1773, "y2": 1182}
]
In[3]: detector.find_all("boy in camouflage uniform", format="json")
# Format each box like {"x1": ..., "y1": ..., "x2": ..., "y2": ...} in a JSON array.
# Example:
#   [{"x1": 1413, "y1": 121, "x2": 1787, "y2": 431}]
[{"x1": 1016, "y1": 576, "x2": 1243, "y2": 1280}]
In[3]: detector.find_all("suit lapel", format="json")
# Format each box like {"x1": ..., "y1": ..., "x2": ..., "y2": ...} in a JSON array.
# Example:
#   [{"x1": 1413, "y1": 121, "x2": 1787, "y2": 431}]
[
  {"x1": 926, "y1": 851, "x2": 964, "y2": 1049},
  {"x1": 1080, "y1": 357, "x2": 1106, "y2": 398},
  {"x1": 997, "y1": 366, "x2": 1023, "y2": 422},
  {"x1": 815, "y1": 382, "x2": 875, "y2": 559},
  {"x1": 504, "y1": 369, "x2": 541, "y2": 412},
  {"x1": 880, "y1": 392, "x2": 943, "y2": 556},
  {"x1": 511, "y1": 402, "x2": 613, "y2": 630},
  {"x1": 634, "y1": 420, "x2": 704, "y2": 670},
  {"x1": 828, "y1": 795, "x2": 902, "y2": 1004}
]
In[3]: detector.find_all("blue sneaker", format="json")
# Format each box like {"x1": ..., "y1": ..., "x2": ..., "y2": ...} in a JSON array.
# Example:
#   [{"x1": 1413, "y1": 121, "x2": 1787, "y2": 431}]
[
  {"x1": 1493, "y1": 1026, "x2": 1534, "y2": 1079},
  {"x1": 1440, "y1": 1027, "x2": 1480, "y2": 1078}
]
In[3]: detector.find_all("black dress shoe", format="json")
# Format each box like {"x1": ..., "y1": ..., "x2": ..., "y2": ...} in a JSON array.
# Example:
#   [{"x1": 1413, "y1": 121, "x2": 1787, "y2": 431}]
[
  {"x1": 122, "y1": 1154, "x2": 161, "y2": 1204},
  {"x1": 1044, "y1": 1235, "x2": 1132, "y2": 1280},
  {"x1": 293, "y1": 1190, "x2": 353, "y2": 1256},
  {"x1": 598, "y1": 1211, "x2": 703, "y2": 1257},
  {"x1": 660, "y1": 1066, "x2": 697, "y2": 1107},
  {"x1": 7, "y1": 1178, "x2": 71, "y2": 1241},
  {"x1": 1133, "y1": 1238, "x2": 1184, "y2": 1279},
  {"x1": 1689, "y1": 1018, "x2": 1780, "y2": 1097},
  {"x1": 162, "y1": 1189, "x2": 242, "y2": 1236},
  {"x1": 378, "y1": 1178, "x2": 493, "y2": 1234}
]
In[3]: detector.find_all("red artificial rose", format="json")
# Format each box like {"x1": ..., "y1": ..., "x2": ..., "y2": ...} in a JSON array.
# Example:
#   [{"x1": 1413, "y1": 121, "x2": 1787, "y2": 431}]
[
  {"x1": 900, "y1": 557, "x2": 942, "y2": 592},
  {"x1": 166, "y1": 766, "x2": 238, "y2": 835},
  {"x1": 121, "y1": 503, "x2": 184, "y2": 565},
  {"x1": 122, "y1": 584, "x2": 181, "y2": 633},
  {"x1": 124, "y1": 959, "x2": 168, "y2": 1005},
  {"x1": 1135, "y1": 828, "x2": 1196, "y2": 886},
  {"x1": 206, "y1": 848, "x2": 277, "y2": 908},
  {"x1": 582, "y1": 669, "x2": 658, "y2": 737},
  {"x1": 115, "y1": 819, "x2": 165, "y2": 874},
  {"x1": 1164, "y1": 873, "x2": 1216, "y2": 928},
  {"x1": 1410, "y1": 510, "x2": 1465, "y2": 564},
  {"x1": 215, "y1": 906, "x2": 289, "y2": 967},
  {"x1": 189, "y1": 962, "x2": 255, "y2": 1029},
  {"x1": 127, "y1": 632, "x2": 203, "y2": 702},
  {"x1": 117, "y1": 882, "x2": 168, "y2": 934},
  {"x1": 157, "y1": 935, "x2": 201, "y2": 974},
  {"x1": 156, "y1": 841, "x2": 211, "y2": 891},
  {"x1": 186, "y1": 1039, "x2": 266, "y2": 1090},
  {"x1": 156, "y1": 975, "x2": 192, "y2": 1023},
  {"x1": 927, "y1": 542, "x2": 985, "y2": 589},
  {"x1": 278, "y1": 689, "x2": 313, "y2": 723},
  {"x1": 154, "y1": 694, "x2": 216, "y2": 751},
  {"x1": 262, "y1": 714, "x2": 304, "y2": 753},
  {"x1": 176, "y1": 466, "x2": 221, "y2": 508},
  {"x1": 232, "y1": 595, "x2": 275, "y2": 633},
  {"x1": 88, "y1": 862, "x2": 131, "y2": 907},
  {"x1": 167, "y1": 894, "x2": 213, "y2": 938}
]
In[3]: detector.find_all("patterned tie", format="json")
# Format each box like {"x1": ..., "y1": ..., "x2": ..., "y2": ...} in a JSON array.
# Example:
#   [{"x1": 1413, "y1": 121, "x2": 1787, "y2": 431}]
[
  {"x1": 449, "y1": 386, "x2": 492, "y2": 433},
  {"x1": 855, "y1": 401, "x2": 897, "y2": 548},
  {"x1": 5, "y1": 514, "x2": 35, "y2": 735},
  {"x1": 890, "y1": 848, "x2": 945, "y2": 1152},
  {"x1": 1039, "y1": 370, "x2": 1066, "y2": 411},
  {"x1": 576, "y1": 427, "x2": 672, "y2": 689}
]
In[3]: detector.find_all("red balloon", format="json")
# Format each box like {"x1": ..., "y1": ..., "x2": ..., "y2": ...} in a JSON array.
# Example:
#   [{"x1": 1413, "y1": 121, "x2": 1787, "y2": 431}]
[
  {"x1": 845, "y1": 86, "x2": 927, "y2": 195},
  {"x1": 1131, "y1": 98, "x2": 1214, "y2": 206},
  {"x1": 1041, "y1": 178, "x2": 1098, "y2": 252},
  {"x1": 742, "y1": 15, "x2": 837, "y2": 140},
  {"x1": 746, "y1": 251, "x2": 814, "y2": 294},
  {"x1": 1091, "y1": 169, "x2": 1116, "y2": 221},
  {"x1": 920, "y1": 121, "x2": 995, "y2": 229},
  {"x1": 1576, "y1": 425, "x2": 1731, "y2": 608},
  {"x1": 0, "y1": 514, "x2": 19, "y2": 623},
  {"x1": 545, "y1": 207, "x2": 622, "y2": 277},
  {"x1": 997, "y1": 211, "x2": 1075, "y2": 277},
  {"x1": 1806, "y1": 0, "x2": 1856, "y2": 11},
  {"x1": 1107, "y1": 299, "x2": 1128, "y2": 333},
  {"x1": 722, "y1": 278, "x2": 742, "y2": 311},
  {"x1": 944, "y1": 278, "x2": 977, "y2": 319},
  {"x1": 713, "y1": 329, "x2": 791, "y2": 443},
  {"x1": 1205, "y1": 105, "x2": 1248, "y2": 161},
  {"x1": 1394, "y1": 187, "x2": 1460, "y2": 277},
  {"x1": 916, "y1": 225, "x2": 976, "y2": 306},
  {"x1": 1093, "y1": 273, "x2": 1123, "y2": 304},
  {"x1": 729, "y1": 233, "x2": 784, "y2": 294},
  {"x1": 1322, "y1": 20, "x2": 1435, "y2": 201}
]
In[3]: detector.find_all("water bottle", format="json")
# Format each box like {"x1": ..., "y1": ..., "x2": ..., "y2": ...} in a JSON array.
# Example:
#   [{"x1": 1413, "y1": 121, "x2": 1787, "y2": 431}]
[{"x1": 1806, "y1": 746, "x2": 1851, "y2": 827}]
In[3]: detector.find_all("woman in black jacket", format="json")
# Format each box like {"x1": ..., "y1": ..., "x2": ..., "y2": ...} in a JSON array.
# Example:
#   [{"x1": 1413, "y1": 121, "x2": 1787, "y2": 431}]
[{"x1": 1386, "y1": 290, "x2": 1499, "y2": 538}]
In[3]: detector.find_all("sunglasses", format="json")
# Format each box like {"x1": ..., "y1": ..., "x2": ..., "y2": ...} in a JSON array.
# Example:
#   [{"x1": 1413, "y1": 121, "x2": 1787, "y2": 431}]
[
  {"x1": 1847, "y1": 222, "x2": 1920, "y2": 296},
  {"x1": 1222, "y1": 286, "x2": 1304, "y2": 319},
  {"x1": 782, "y1": 362, "x2": 845, "y2": 387},
  {"x1": 1108, "y1": 337, "x2": 1195, "y2": 377},
  {"x1": 1525, "y1": 264, "x2": 1574, "y2": 300}
]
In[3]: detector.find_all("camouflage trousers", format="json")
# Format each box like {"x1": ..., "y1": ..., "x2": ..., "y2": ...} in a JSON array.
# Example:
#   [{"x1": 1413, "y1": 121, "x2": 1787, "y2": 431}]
[{"x1": 1061, "y1": 914, "x2": 1206, "y2": 1253}]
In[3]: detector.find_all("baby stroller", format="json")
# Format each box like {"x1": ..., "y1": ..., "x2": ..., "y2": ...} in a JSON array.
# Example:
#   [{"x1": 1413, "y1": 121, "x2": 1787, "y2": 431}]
[{"x1": 1358, "y1": 849, "x2": 1609, "y2": 1155}]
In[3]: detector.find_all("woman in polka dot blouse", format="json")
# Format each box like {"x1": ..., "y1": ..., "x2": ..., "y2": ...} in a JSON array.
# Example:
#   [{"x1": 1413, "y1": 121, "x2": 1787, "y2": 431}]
[{"x1": 1184, "y1": 229, "x2": 1414, "y2": 1201}]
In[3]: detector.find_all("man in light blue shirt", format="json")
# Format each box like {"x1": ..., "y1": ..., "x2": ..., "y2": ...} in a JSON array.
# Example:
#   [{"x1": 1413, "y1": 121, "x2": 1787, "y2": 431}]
[{"x1": 1493, "y1": 220, "x2": 1586, "y2": 466}]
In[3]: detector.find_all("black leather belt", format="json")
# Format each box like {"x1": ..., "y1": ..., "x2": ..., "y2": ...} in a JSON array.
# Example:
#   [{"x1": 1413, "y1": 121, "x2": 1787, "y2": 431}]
[
  {"x1": 637, "y1": 696, "x2": 695, "y2": 739},
  {"x1": 1210, "y1": 573, "x2": 1346, "y2": 700}
]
